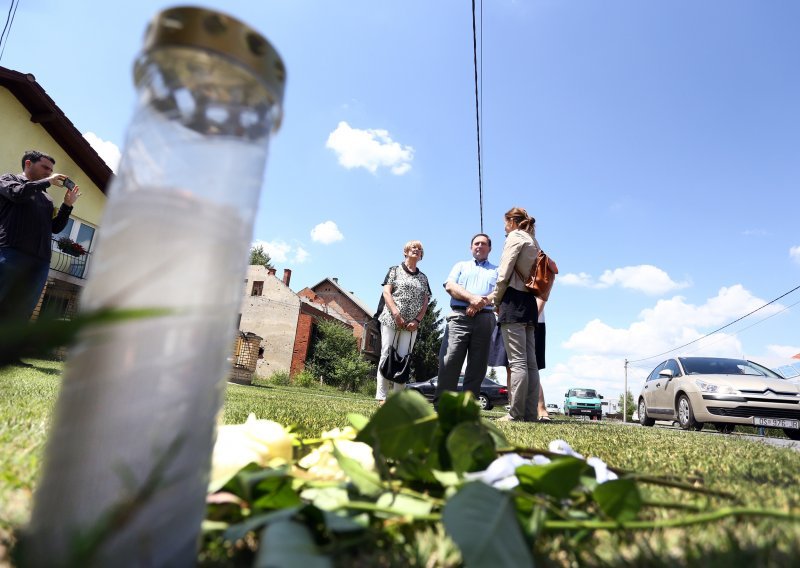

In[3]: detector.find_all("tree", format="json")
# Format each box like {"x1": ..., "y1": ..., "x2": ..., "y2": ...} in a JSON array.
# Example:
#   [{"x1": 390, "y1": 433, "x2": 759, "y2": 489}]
[
  {"x1": 409, "y1": 298, "x2": 443, "y2": 381},
  {"x1": 307, "y1": 319, "x2": 373, "y2": 392},
  {"x1": 249, "y1": 245, "x2": 274, "y2": 269},
  {"x1": 619, "y1": 389, "x2": 635, "y2": 421}
]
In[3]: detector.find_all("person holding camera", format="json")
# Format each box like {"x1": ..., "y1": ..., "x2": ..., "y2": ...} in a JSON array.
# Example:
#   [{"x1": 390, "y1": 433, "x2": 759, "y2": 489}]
[{"x1": 1, "y1": 150, "x2": 81, "y2": 325}]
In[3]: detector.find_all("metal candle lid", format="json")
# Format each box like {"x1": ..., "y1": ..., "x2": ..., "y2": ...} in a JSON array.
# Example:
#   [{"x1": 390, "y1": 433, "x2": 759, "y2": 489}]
[{"x1": 139, "y1": 6, "x2": 286, "y2": 110}]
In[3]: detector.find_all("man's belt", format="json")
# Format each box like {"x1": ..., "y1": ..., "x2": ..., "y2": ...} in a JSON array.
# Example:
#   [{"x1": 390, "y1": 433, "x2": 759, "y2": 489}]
[{"x1": 451, "y1": 306, "x2": 494, "y2": 313}]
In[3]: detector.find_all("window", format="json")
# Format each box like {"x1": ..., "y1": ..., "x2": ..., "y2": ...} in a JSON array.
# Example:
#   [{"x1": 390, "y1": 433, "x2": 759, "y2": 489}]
[
  {"x1": 251, "y1": 281, "x2": 264, "y2": 296},
  {"x1": 664, "y1": 359, "x2": 681, "y2": 377},
  {"x1": 53, "y1": 218, "x2": 95, "y2": 278},
  {"x1": 55, "y1": 219, "x2": 95, "y2": 252},
  {"x1": 647, "y1": 362, "x2": 667, "y2": 382}
]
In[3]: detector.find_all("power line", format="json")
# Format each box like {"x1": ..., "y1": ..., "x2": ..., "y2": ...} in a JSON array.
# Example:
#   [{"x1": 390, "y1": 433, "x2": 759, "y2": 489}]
[
  {"x1": 0, "y1": 0, "x2": 20, "y2": 62},
  {"x1": 680, "y1": 296, "x2": 800, "y2": 357},
  {"x1": 628, "y1": 283, "x2": 800, "y2": 364},
  {"x1": 471, "y1": 0, "x2": 484, "y2": 232}
]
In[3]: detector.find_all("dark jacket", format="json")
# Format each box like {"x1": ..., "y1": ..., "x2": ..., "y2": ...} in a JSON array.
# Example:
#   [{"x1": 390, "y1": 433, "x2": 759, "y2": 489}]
[{"x1": 0, "y1": 174, "x2": 72, "y2": 260}]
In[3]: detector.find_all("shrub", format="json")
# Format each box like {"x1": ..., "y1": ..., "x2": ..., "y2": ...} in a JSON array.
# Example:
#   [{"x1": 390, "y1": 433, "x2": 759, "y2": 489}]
[
  {"x1": 267, "y1": 370, "x2": 291, "y2": 386},
  {"x1": 307, "y1": 320, "x2": 372, "y2": 392},
  {"x1": 292, "y1": 369, "x2": 318, "y2": 388}
]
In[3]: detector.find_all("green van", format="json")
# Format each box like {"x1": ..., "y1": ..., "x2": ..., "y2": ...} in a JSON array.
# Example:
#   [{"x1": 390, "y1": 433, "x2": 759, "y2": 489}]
[{"x1": 564, "y1": 387, "x2": 603, "y2": 420}]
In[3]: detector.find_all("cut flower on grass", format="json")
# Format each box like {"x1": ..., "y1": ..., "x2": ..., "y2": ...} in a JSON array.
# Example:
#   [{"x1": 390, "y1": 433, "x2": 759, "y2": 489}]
[
  {"x1": 203, "y1": 390, "x2": 800, "y2": 567},
  {"x1": 209, "y1": 413, "x2": 294, "y2": 493}
]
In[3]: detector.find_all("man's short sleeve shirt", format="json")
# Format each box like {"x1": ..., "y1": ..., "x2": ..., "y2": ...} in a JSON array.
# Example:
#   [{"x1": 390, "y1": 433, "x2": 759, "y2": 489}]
[{"x1": 445, "y1": 259, "x2": 498, "y2": 308}]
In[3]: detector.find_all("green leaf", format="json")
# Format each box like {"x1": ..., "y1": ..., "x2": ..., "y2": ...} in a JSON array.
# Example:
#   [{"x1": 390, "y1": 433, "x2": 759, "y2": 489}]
[
  {"x1": 300, "y1": 487, "x2": 351, "y2": 511},
  {"x1": 332, "y1": 444, "x2": 384, "y2": 497},
  {"x1": 356, "y1": 390, "x2": 437, "y2": 460},
  {"x1": 592, "y1": 478, "x2": 643, "y2": 521},
  {"x1": 516, "y1": 457, "x2": 588, "y2": 500},
  {"x1": 432, "y1": 469, "x2": 461, "y2": 488},
  {"x1": 346, "y1": 413, "x2": 369, "y2": 431},
  {"x1": 446, "y1": 423, "x2": 497, "y2": 475},
  {"x1": 252, "y1": 475, "x2": 303, "y2": 511},
  {"x1": 443, "y1": 482, "x2": 534, "y2": 567},
  {"x1": 319, "y1": 511, "x2": 367, "y2": 533},
  {"x1": 256, "y1": 519, "x2": 333, "y2": 568},
  {"x1": 223, "y1": 463, "x2": 291, "y2": 503},
  {"x1": 375, "y1": 492, "x2": 434, "y2": 518},
  {"x1": 437, "y1": 391, "x2": 481, "y2": 433},
  {"x1": 225, "y1": 507, "x2": 302, "y2": 542}
]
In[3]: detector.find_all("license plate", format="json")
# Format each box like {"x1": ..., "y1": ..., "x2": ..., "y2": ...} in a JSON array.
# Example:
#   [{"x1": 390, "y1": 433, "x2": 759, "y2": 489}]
[{"x1": 754, "y1": 417, "x2": 799, "y2": 429}]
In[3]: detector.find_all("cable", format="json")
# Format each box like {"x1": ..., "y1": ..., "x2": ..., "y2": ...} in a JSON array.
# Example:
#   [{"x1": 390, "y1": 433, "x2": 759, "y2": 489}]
[
  {"x1": 471, "y1": 0, "x2": 484, "y2": 232},
  {"x1": 0, "y1": 0, "x2": 15, "y2": 53},
  {"x1": 628, "y1": 283, "x2": 800, "y2": 364},
  {"x1": 0, "y1": 0, "x2": 20, "y2": 62},
  {"x1": 680, "y1": 297, "x2": 800, "y2": 357}
]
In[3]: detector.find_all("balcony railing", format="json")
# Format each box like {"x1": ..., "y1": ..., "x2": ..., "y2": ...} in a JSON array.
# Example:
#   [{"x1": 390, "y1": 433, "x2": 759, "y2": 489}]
[{"x1": 50, "y1": 237, "x2": 91, "y2": 279}]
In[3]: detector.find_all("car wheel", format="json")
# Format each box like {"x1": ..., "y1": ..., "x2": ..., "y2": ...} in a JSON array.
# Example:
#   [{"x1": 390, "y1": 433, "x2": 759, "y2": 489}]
[
  {"x1": 638, "y1": 399, "x2": 655, "y2": 427},
  {"x1": 783, "y1": 428, "x2": 800, "y2": 440},
  {"x1": 676, "y1": 394, "x2": 701, "y2": 431},
  {"x1": 477, "y1": 394, "x2": 490, "y2": 410},
  {"x1": 714, "y1": 423, "x2": 735, "y2": 434}
]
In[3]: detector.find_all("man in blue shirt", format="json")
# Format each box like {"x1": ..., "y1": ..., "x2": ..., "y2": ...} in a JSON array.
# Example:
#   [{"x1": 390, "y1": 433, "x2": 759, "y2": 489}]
[{"x1": 434, "y1": 233, "x2": 498, "y2": 407}]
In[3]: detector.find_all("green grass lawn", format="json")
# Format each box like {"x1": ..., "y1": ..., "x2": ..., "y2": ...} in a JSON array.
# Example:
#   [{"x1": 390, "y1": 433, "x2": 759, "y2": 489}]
[{"x1": 3, "y1": 359, "x2": 800, "y2": 566}]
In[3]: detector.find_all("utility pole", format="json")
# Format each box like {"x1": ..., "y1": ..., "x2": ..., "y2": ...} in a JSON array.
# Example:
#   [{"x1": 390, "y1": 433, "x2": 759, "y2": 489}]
[{"x1": 623, "y1": 358, "x2": 628, "y2": 423}]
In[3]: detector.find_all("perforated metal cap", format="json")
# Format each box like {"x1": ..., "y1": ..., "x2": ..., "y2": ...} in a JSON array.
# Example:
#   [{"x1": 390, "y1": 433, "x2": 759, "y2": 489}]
[{"x1": 139, "y1": 6, "x2": 286, "y2": 109}]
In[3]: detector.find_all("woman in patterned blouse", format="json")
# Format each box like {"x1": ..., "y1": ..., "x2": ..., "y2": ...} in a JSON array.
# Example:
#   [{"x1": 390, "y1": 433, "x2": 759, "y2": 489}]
[{"x1": 376, "y1": 240, "x2": 431, "y2": 402}]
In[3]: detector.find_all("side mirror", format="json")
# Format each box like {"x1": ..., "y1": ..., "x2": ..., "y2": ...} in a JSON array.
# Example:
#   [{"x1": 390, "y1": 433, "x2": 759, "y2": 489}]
[
  {"x1": 564, "y1": 392, "x2": 569, "y2": 397},
  {"x1": 658, "y1": 369, "x2": 674, "y2": 379},
  {"x1": 599, "y1": 395, "x2": 604, "y2": 399}
]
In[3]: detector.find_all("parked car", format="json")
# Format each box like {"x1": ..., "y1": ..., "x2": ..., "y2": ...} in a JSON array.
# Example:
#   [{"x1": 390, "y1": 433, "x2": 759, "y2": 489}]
[
  {"x1": 545, "y1": 403, "x2": 562, "y2": 415},
  {"x1": 405, "y1": 375, "x2": 508, "y2": 410},
  {"x1": 636, "y1": 356, "x2": 800, "y2": 439},
  {"x1": 564, "y1": 387, "x2": 603, "y2": 419}
]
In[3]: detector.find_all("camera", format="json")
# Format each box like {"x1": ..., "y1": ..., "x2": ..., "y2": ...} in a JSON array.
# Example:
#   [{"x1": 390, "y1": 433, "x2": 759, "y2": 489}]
[{"x1": 63, "y1": 178, "x2": 76, "y2": 190}]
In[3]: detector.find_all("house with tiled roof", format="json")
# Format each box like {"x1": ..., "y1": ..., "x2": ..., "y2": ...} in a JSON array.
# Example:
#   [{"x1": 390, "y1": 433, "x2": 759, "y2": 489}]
[{"x1": 0, "y1": 66, "x2": 112, "y2": 321}]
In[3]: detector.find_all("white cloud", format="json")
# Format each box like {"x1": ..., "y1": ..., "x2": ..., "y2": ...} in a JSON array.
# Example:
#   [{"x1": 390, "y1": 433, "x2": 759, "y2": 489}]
[
  {"x1": 252, "y1": 240, "x2": 310, "y2": 265},
  {"x1": 326, "y1": 121, "x2": 414, "y2": 175},
  {"x1": 311, "y1": 221, "x2": 344, "y2": 244},
  {"x1": 83, "y1": 131, "x2": 121, "y2": 172},
  {"x1": 559, "y1": 272, "x2": 594, "y2": 287},
  {"x1": 790, "y1": 245, "x2": 800, "y2": 264},
  {"x1": 293, "y1": 247, "x2": 310, "y2": 264},
  {"x1": 544, "y1": 285, "x2": 785, "y2": 406},
  {"x1": 560, "y1": 264, "x2": 690, "y2": 295}
]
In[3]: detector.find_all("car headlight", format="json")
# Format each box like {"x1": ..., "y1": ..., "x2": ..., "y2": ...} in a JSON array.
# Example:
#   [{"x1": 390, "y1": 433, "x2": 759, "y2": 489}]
[{"x1": 695, "y1": 378, "x2": 739, "y2": 395}]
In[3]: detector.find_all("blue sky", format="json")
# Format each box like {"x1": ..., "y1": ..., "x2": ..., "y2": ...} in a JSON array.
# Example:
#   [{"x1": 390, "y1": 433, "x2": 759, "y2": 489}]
[{"x1": 3, "y1": 0, "x2": 799, "y2": 404}]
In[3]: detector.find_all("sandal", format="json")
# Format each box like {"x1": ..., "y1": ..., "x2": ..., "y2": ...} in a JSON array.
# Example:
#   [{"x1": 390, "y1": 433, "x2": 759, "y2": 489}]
[{"x1": 538, "y1": 416, "x2": 552, "y2": 422}]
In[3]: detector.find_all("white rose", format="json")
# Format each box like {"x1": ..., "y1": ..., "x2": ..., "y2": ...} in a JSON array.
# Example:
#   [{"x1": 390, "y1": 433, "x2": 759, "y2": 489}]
[
  {"x1": 297, "y1": 439, "x2": 375, "y2": 481},
  {"x1": 208, "y1": 413, "x2": 294, "y2": 492}
]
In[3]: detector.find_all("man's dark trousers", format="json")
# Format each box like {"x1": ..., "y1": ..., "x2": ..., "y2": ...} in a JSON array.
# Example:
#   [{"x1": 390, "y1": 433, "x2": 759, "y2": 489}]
[{"x1": 434, "y1": 309, "x2": 495, "y2": 406}]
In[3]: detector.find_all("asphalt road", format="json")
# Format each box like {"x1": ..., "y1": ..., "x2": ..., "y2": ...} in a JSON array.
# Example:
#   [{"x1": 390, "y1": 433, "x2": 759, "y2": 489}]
[{"x1": 620, "y1": 419, "x2": 800, "y2": 451}]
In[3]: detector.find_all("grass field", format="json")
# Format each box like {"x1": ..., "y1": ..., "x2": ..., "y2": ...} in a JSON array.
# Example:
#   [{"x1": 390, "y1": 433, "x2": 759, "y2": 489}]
[{"x1": 3, "y1": 359, "x2": 800, "y2": 566}]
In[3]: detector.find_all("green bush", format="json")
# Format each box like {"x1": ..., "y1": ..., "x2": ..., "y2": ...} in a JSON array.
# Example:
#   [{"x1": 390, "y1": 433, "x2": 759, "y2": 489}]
[
  {"x1": 292, "y1": 369, "x2": 318, "y2": 388},
  {"x1": 307, "y1": 320, "x2": 373, "y2": 392},
  {"x1": 266, "y1": 370, "x2": 291, "y2": 386}
]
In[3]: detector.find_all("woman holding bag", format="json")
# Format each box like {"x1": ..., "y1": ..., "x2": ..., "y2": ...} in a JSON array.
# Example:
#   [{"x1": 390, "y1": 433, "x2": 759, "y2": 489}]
[
  {"x1": 375, "y1": 240, "x2": 431, "y2": 403},
  {"x1": 492, "y1": 207, "x2": 542, "y2": 422}
]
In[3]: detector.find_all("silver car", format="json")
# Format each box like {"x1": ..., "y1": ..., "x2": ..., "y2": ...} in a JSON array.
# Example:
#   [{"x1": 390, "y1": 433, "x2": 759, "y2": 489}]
[{"x1": 637, "y1": 356, "x2": 800, "y2": 438}]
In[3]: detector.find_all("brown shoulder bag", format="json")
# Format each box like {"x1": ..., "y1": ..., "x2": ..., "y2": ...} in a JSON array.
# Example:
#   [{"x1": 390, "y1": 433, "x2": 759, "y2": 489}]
[{"x1": 514, "y1": 250, "x2": 559, "y2": 301}]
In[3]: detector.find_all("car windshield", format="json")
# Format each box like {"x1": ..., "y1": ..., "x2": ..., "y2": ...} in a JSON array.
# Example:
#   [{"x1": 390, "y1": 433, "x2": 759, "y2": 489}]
[
  {"x1": 678, "y1": 357, "x2": 783, "y2": 378},
  {"x1": 571, "y1": 389, "x2": 596, "y2": 398}
]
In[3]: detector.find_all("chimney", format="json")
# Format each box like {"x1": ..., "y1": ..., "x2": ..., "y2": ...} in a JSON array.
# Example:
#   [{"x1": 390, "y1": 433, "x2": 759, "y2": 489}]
[
  {"x1": 282, "y1": 268, "x2": 292, "y2": 287},
  {"x1": 332, "y1": 277, "x2": 339, "y2": 284},
  {"x1": 267, "y1": 268, "x2": 276, "y2": 277}
]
